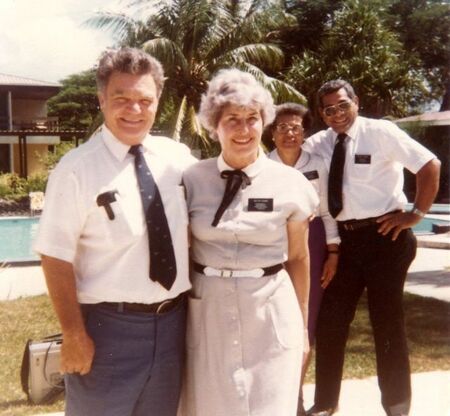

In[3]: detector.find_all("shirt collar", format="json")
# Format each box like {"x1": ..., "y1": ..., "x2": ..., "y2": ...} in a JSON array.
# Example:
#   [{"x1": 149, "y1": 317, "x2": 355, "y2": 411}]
[
  {"x1": 101, "y1": 124, "x2": 153, "y2": 162},
  {"x1": 217, "y1": 150, "x2": 266, "y2": 179},
  {"x1": 269, "y1": 148, "x2": 310, "y2": 170}
]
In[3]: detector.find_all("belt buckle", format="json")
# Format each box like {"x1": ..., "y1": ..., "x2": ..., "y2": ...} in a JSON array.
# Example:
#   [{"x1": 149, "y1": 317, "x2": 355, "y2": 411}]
[
  {"x1": 156, "y1": 300, "x2": 172, "y2": 314},
  {"x1": 220, "y1": 269, "x2": 233, "y2": 278}
]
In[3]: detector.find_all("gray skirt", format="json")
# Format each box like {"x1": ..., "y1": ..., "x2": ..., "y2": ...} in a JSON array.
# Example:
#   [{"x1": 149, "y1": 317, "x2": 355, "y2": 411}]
[{"x1": 179, "y1": 269, "x2": 304, "y2": 416}]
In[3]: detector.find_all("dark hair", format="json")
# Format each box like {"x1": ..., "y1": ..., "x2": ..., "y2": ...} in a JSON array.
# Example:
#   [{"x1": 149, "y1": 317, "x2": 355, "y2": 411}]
[
  {"x1": 271, "y1": 102, "x2": 312, "y2": 132},
  {"x1": 317, "y1": 80, "x2": 356, "y2": 108},
  {"x1": 96, "y1": 47, "x2": 165, "y2": 97}
]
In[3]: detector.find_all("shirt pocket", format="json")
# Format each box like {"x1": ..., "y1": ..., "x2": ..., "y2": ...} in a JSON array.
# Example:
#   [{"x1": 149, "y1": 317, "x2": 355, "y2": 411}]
[
  {"x1": 89, "y1": 199, "x2": 135, "y2": 247},
  {"x1": 351, "y1": 154, "x2": 373, "y2": 182},
  {"x1": 266, "y1": 274, "x2": 302, "y2": 349}
]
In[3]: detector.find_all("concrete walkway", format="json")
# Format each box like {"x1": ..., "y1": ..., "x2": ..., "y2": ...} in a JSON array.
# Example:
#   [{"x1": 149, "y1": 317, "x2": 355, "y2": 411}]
[
  {"x1": 2, "y1": 239, "x2": 447, "y2": 416},
  {"x1": 32, "y1": 371, "x2": 450, "y2": 416}
]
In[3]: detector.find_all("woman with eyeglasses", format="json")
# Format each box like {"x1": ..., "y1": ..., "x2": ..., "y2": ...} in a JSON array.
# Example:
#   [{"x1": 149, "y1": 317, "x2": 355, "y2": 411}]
[
  {"x1": 179, "y1": 71, "x2": 319, "y2": 416},
  {"x1": 267, "y1": 103, "x2": 340, "y2": 416}
]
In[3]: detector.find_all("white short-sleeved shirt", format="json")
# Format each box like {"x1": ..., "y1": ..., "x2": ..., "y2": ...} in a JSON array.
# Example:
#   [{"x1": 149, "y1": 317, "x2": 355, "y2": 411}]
[
  {"x1": 183, "y1": 152, "x2": 319, "y2": 269},
  {"x1": 34, "y1": 125, "x2": 197, "y2": 304},
  {"x1": 302, "y1": 116, "x2": 436, "y2": 221},
  {"x1": 268, "y1": 149, "x2": 339, "y2": 244}
]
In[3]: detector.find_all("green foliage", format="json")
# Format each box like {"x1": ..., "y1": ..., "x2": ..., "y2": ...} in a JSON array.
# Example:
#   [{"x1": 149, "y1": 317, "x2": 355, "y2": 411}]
[
  {"x1": 47, "y1": 69, "x2": 100, "y2": 131},
  {"x1": 383, "y1": 0, "x2": 450, "y2": 110},
  {"x1": 0, "y1": 172, "x2": 48, "y2": 200},
  {"x1": 85, "y1": 0, "x2": 305, "y2": 155},
  {"x1": 285, "y1": 0, "x2": 427, "y2": 119},
  {"x1": 38, "y1": 142, "x2": 76, "y2": 171},
  {"x1": 0, "y1": 173, "x2": 27, "y2": 200}
]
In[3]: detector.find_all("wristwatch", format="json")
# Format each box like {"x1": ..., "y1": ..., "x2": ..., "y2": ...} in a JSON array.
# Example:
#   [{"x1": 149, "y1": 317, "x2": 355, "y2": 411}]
[{"x1": 411, "y1": 207, "x2": 426, "y2": 218}]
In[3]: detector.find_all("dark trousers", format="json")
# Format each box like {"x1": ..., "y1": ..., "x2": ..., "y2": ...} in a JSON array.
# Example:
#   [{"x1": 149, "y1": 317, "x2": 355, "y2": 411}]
[{"x1": 313, "y1": 224, "x2": 416, "y2": 414}]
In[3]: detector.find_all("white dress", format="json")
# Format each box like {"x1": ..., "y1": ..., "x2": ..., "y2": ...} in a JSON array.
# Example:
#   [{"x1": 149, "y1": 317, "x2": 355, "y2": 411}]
[{"x1": 179, "y1": 153, "x2": 318, "y2": 416}]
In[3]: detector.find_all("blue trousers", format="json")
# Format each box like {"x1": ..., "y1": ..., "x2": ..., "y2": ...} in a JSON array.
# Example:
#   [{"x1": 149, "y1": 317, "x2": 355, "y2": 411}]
[{"x1": 65, "y1": 298, "x2": 187, "y2": 416}]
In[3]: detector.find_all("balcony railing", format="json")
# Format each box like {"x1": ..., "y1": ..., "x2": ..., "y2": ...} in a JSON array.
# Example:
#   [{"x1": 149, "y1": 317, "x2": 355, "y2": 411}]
[{"x1": 0, "y1": 116, "x2": 59, "y2": 131}]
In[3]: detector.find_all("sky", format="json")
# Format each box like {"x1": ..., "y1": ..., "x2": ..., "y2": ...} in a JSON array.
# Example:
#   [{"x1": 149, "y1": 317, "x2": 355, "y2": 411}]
[{"x1": 0, "y1": 0, "x2": 128, "y2": 84}]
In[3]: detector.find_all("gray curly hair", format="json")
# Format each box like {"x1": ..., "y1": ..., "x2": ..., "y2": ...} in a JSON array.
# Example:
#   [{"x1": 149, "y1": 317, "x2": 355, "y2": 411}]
[
  {"x1": 96, "y1": 47, "x2": 165, "y2": 97},
  {"x1": 198, "y1": 69, "x2": 275, "y2": 140}
]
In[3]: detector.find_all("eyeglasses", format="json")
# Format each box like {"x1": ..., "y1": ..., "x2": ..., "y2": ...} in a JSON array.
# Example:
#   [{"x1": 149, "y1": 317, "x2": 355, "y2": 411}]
[
  {"x1": 322, "y1": 101, "x2": 353, "y2": 117},
  {"x1": 275, "y1": 123, "x2": 304, "y2": 134}
]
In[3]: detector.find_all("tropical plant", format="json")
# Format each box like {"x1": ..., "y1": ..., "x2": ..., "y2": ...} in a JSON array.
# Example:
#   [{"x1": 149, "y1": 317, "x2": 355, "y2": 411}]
[
  {"x1": 47, "y1": 70, "x2": 100, "y2": 131},
  {"x1": 86, "y1": 0, "x2": 306, "y2": 154},
  {"x1": 383, "y1": 0, "x2": 450, "y2": 111},
  {"x1": 285, "y1": 0, "x2": 427, "y2": 120}
]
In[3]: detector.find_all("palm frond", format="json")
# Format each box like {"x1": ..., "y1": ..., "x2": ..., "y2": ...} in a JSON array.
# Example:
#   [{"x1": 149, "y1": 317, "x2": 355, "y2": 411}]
[
  {"x1": 216, "y1": 43, "x2": 285, "y2": 71},
  {"x1": 141, "y1": 38, "x2": 189, "y2": 74},
  {"x1": 171, "y1": 95, "x2": 188, "y2": 141},
  {"x1": 84, "y1": 12, "x2": 138, "y2": 43},
  {"x1": 187, "y1": 105, "x2": 211, "y2": 147},
  {"x1": 239, "y1": 63, "x2": 306, "y2": 104}
]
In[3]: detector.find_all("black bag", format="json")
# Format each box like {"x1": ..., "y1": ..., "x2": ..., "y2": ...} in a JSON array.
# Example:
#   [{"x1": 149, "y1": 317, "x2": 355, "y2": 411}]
[{"x1": 20, "y1": 334, "x2": 65, "y2": 404}]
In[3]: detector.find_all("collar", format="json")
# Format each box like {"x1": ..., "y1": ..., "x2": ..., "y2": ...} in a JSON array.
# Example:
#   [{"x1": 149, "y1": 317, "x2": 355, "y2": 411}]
[
  {"x1": 269, "y1": 148, "x2": 310, "y2": 170},
  {"x1": 101, "y1": 124, "x2": 153, "y2": 162},
  {"x1": 217, "y1": 151, "x2": 266, "y2": 179}
]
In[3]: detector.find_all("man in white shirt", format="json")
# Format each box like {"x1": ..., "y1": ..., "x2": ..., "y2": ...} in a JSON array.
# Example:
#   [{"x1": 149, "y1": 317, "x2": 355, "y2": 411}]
[
  {"x1": 304, "y1": 80, "x2": 441, "y2": 416},
  {"x1": 34, "y1": 48, "x2": 196, "y2": 416}
]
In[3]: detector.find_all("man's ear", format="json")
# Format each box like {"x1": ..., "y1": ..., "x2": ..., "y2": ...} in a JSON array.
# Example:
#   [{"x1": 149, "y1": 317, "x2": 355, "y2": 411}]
[{"x1": 353, "y1": 95, "x2": 359, "y2": 109}]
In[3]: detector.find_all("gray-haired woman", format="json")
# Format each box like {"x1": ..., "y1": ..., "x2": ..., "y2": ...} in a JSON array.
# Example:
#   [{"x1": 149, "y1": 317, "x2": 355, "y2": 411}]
[{"x1": 179, "y1": 69, "x2": 319, "y2": 416}]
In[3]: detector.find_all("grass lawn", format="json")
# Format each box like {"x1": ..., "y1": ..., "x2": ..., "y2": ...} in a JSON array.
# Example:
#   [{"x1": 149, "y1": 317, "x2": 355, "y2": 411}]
[{"x1": 1, "y1": 292, "x2": 449, "y2": 415}]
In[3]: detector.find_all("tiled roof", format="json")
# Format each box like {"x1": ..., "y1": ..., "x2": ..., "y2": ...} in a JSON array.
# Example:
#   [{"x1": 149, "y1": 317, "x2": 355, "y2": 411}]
[{"x1": 0, "y1": 73, "x2": 60, "y2": 87}]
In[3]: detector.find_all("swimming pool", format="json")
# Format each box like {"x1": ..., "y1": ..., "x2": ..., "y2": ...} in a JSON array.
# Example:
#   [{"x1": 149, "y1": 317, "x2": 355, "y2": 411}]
[
  {"x1": 0, "y1": 211, "x2": 449, "y2": 263},
  {"x1": 0, "y1": 217, "x2": 40, "y2": 263}
]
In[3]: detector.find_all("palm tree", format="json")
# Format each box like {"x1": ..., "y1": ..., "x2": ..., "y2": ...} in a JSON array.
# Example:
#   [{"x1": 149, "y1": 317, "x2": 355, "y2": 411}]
[{"x1": 86, "y1": 0, "x2": 305, "y2": 153}]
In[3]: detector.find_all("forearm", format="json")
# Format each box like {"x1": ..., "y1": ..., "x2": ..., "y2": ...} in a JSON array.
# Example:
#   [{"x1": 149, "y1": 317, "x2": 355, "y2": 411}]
[
  {"x1": 41, "y1": 255, "x2": 94, "y2": 374},
  {"x1": 41, "y1": 255, "x2": 86, "y2": 337},
  {"x1": 285, "y1": 256, "x2": 310, "y2": 325},
  {"x1": 414, "y1": 158, "x2": 441, "y2": 213}
]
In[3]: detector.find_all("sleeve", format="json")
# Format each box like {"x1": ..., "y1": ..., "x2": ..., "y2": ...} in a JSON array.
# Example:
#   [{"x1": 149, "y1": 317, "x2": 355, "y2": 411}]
[
  {"x1": 315, "y1": 157, "x2": 340, "y2": 244},
  {"x1": 378, "y1": 120, "x2": 436, "y2": 173},
  {"x1": 33, "y1": 161, "x2": 85, "y2": 263},
  {"x1": 302, "y1": 130, "x2": 328, "y2": 156},
  {"x1": 288, "y1": 170, "x2": 320, "y2": 222}
]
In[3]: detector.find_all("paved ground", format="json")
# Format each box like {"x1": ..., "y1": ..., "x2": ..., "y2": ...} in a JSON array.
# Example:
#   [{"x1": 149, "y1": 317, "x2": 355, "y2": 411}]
[
  {"x1": 2, "y1": 240, "x2": 448, "y2": 302},
  {"x1": 2, "y1": 235, "x2": 447, "y2": 416}
]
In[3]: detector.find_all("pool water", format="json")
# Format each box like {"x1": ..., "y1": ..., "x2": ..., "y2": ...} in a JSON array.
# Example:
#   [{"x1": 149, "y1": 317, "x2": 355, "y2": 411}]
[
  {"x1": 0, "y1": 217, "x2": 40, "y2": 263},
  {"x1": 0, "y1": 211, "x2": 449, "y2": 263}
]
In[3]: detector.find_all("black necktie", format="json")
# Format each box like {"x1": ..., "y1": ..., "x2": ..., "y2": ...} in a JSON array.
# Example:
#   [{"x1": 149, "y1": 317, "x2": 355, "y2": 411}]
[
  {"x1": 129, "y1": 145, "x2": 177, "y2": 290},
  {"x1": 211, "y1": 170, "x2": 251, "y2": 227},
  {"x1": 328, "y1": 133, "x2": 347, "y2": 218}
]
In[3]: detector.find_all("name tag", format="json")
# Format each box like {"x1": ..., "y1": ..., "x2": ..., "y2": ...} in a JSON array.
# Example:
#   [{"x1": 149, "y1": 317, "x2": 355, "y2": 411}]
[
  {"x1": 248, "y1": 198, "x2": 273, "y2": 212},
  {"x1": 355, "y1": 154, "x2": 371, "y2": 164},
  {"x1": 303, "y1": 170, "x2": 319, "y2": 180}
]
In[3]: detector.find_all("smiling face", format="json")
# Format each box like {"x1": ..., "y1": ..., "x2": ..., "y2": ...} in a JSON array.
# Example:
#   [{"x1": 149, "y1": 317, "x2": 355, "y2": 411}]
[
  {"x1": 273, "y1": 113, "x2": 304, "y2": 153},
  {"x1": 320, "y1": 87, "x2": 359, "y2": 134},
  {"x1": 98, "y1": 71, "x2": 159, "y2": 145},
  {"x1": 216, "y1": 103, "x2": 263, "y2": 169}
]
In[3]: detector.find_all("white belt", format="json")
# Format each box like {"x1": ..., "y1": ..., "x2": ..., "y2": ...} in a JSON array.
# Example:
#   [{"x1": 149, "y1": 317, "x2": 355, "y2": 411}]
[
  {"x1": 193, "y1": 262, "x2": 284, "y2": 278},
  {"x1": 203, "y1": 266, "x2": 265, "y2": 278}
]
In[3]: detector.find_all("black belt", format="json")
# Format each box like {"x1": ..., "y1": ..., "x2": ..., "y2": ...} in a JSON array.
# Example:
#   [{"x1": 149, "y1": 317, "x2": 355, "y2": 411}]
[
  {"x1": 338, "y1": 210, "x2": 401, "y2": 231},
  {"x1": 192, "y1": 262, "x2": 284, "y2": 278},
  {"x1": 100, "y1": 292, "x2": 186, "y2": 314}
]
